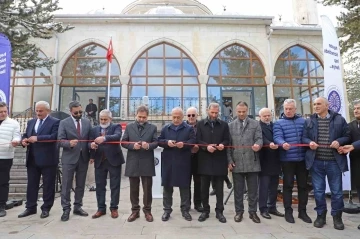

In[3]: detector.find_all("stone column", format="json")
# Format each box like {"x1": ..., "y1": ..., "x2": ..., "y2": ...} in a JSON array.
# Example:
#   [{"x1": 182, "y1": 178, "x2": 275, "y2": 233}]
[
  {"x1": 266, "y1": 76, "x2": 276, "y2": 118},
  {"x1": 120, "y1": 75, "x2": 130, "y2": 120},
  {"x1": 198, "y1": 75, "x2": 209, "y2": 118}
]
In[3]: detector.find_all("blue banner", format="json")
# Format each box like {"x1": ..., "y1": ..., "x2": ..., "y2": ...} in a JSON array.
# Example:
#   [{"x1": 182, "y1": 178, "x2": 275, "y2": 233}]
[{"x1": 0, "y1": 33, "x2": 11, "y2": 104}]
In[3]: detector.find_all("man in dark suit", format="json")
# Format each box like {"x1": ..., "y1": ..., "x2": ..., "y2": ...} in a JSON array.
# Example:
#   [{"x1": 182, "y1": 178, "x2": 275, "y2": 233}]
[
  {"x1": 258, "y1": 108, "x2": 284, "y2": 220},
  {"x1": 122, "y1": 105, "x2": 158, "y2": 222},
  {"x1": 90, "y1": 109, "x2": 124, "y2": 219},
  {"x1": 58, "y1": 101, "x2": 91, "y2": 221},
  {"x1": 85, "y1": 99, "x2": 98, "y2": 123},
  {"x1": 19, "y1": 101, "x2": 60, "y2": 219}
]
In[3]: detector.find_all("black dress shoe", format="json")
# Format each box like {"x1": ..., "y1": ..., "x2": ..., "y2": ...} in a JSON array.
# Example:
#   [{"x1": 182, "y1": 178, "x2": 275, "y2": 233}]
[
  {"x1": 268, "y1": 209, "x2": 284, "y2": 217},
  {"x1": 249, "y1": 212, "x2": 261, "y2": 223},
  {"x1": 234, "y1": 212, "x2": 243, "y2": 222},
  {"x1": 358, "y1": 224, "x2": 360, "y2": 230},
  {"x1": 18, "y1": 209, "x2": 37, "y2": 218},
  {"x1": 209, "y1": 189, "x2": 216, "y2": 196},
  {"x1": 73, "y1": 208, "x2": 88, "y2": 217},
  {"x1": 40, "y1": 211, "x2": 49, "y2": 219},
  {"x1": 61, "y1": 210, "x2": 70, "y2": 222},
  {"x1": 216, "y1": 212, "x2": 227, "y2": 223},
  {"x1": 198, "y1": 212, "x2": 209, "y2": 222},
  {"x1": 298, "y1": 211, "x2": 312, "y2": 223},
  {"x1": 182, "y1": 211, "x2": 192, "y2": 221},
  {"x1": 194, "y1": 206, "x2": 203, "y2": 212},
  {"x1": 261, "y1": 212, "x2": 271, "y2": 219},
  {"x1": 285, "y1": 211, "x2": 295, "y2": 223},
  {"x1": 162, "y1": 212, "x2": 171, "y2": 221}
]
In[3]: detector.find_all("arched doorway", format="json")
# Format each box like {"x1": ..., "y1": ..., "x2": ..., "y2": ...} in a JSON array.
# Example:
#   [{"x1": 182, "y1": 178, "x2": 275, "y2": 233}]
[
  {"x1": 129, "y1": 43, "x2": 200, "y2": 116},
  {"x1": 207, "y1": 44, "x2": 267, "y2": 119},
  {"x1": 273, "y1": 45, "x2": 324, "y2": 118},
  {"x1": 59, "y1": 43, "x2": 121, "y2": 117}
]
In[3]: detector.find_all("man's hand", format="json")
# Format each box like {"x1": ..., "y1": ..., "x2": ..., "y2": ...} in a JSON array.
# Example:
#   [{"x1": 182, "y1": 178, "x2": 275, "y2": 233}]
[
  {"x1": 22, "y1": 138, "x2": 29, "y2": 147},
  {"x1": 141, "y1": 141, "x2": 149, "y2": 150},
  {"x1": 91, "y1": 142, "x2": 98, "y2": 150},
  {"x1": 339, "y1": 145, "x2": 355, "y2": 154},
  {"x1": 207, "y1": 144, "x2": 216, "y2": 153},
  {"x1": 252, "y1": 144, "x2": 261, "y2": 152},
  {"x1": 175, "y1": 141, "x2": 184, "y2": 148},
  {"x1": 133, "y1": 142, "x2": 141, "y2": 150},
  {"x1": 269, "y1": 142, "x2": 278, "y2": 149},
  {"x1": 27, "y1": 136, "x2": 38, "y2": 143},
  {"x1": 282, "y1": 142, "x2": 290, "y2": 151},
  {"x1": 309, "y1": 141, "x2": 319, "y2": 150},
  {"x1": 216, "y1": 144, "x2": 225, "y2": 151},
  {"x1": 94, "y1": 136, "x2": 105, "y2": 144},
  {"x1": 228, "y1": 163, "x2": 235, "y2": 171},
  {"x1": 168, "y1": 140, "x2": 176, "y2": 147},
  {"x1": 191, "y1": 145, "x2": 199, "y2": 153},
  {"x1": 330, "y1": 140, "x2": 340, "y2": 149},
  {"x1": 11, "y1": 140, "x2": 19, "y2": 147},
  {"x1": 70, "y1": 139, "x2": 78, "y2": 147},
  {"x1": 90, "y1": 159, "x2": 94, "y2": 164}
]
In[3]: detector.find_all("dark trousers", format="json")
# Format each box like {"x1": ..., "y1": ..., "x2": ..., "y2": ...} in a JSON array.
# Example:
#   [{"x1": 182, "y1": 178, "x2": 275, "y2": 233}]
[
  {"x1": 233, "y1": 172, "x2": 258, "y2": 213},
  {"x1": 61, "y1": 155, "x2": 89, "y2": 211},
  {"x1": 211, "y1": 175, "x2": 231, "y2": 189},
  {"x1": 259, "y1": 174, "x2": 279, "y2": 213},
  {"x1": 201, "y1": 175, "x2": 224, "y2": 213},
  {"x1": 0, "y1": 159, "x2": 13, "y2": 207},
  {"x1": 311, "y1": 160, "x2": 343, "y2": 216},
  {"x1": 190, "y1": 173, "x2": 202, "y2": 207},
  {"x1": 95, "y1": 160, "x2": 121, "y2": 212},
  {"x1": 282, "y1": 161, "x2": 308, "y2": 212},
  {"x1": 129, "y1": 176, "x2": 152, "y2": 213},
  {"x1": 163, "y1": 186, "x2": 190, "y2": 213},
  {"x1": 26, "y1": 158, "x2": 57, "y2": 212}
]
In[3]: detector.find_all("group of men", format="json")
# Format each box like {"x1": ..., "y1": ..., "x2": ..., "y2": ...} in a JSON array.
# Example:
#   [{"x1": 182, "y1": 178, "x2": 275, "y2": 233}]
[{"x1": 0, "y1": 97, "x2": 360, "y2": 231}]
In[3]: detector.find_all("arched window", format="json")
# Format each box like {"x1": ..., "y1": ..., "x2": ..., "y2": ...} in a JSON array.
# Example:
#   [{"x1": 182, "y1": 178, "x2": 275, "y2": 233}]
[
  {"x1": 11, "y1": 51, "x2": 52, "y2": 115},
  {"x1": 60, "y1": 43, "x2": 121, "y2": 116},
  {"x1": 207, "y1": 44, "x2": 267, "y2": 117},
  {"x1": 273, "y1": 45, "x2": 324, "y2": 118},
  {"x1": 129, "y1": 43, "x2": 199, "y2": 115}
]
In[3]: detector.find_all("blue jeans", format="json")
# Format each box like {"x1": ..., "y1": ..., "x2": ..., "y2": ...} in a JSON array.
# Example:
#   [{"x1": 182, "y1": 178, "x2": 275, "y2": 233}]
[{"x1": 310, "y1": 160, "x2": 343, "y2": 216}]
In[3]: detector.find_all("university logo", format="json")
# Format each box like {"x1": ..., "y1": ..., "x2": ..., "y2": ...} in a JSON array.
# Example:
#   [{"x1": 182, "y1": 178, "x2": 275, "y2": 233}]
[
  {"x1": 0, "y1": 89, "x2": 6, "y2": 103},
  {"x1": 326, "y1": 85, "x2": 342, "y2": 113}
]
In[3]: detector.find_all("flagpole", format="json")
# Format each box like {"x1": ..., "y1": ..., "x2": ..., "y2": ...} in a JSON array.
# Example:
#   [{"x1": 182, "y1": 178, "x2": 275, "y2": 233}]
[{"x1": 106, "y1": 37, "x2": 112, "y2": 110}]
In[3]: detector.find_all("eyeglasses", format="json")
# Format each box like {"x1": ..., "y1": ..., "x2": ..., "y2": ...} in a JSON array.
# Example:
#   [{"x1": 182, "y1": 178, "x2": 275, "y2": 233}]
[
  {"x1": 73, "y1": 111, "x2": 83, "y2": 115},
  {"x1": 187, "y1": 114, "x2": 196, "y2": 117}
]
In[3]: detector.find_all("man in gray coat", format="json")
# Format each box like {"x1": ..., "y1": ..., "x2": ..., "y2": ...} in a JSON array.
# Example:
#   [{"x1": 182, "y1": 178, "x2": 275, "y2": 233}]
[
  {"x1": 228, "y1": 101, "x2": 263, "y2": 223},
  {"x1": 121, "y1": 105, "x2": 158, "y2": 222},
  {"x1": 58, "y1": 101, "x2": 91, "y2": 222}
]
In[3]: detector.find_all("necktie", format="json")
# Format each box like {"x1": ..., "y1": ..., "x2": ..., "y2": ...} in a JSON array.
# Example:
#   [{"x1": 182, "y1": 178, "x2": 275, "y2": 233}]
[
  {"x1": 76, "y1": 119, "x2": 81, "y2": 138},
  {"x1": 239, "y1": 119, "x2": 244, "y2": 132},
  {"x1": 37, "y1": 119, "x2": 43, "y2": 133}
]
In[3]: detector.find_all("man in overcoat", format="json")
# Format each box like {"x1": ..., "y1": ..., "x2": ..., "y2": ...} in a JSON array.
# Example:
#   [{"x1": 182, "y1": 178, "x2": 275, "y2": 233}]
[
  {"x1": 197, "y1": 102, "x2": 230, "y2": 223},
  {"x1": 121, "y1": 105, "x2": 158, "y2": 222},
  {"x1": 158, "y1": 107, "x2": 196, "y2": 222},
  {"x1": 228, "y1": 101, "x2": 263, "y2": 223},
  {"x1": 258, "y1": 108, "x2": 284, "y2": 220},
  {"x1": 90, "y1": 109, "x2": 124, "y2": 219}
]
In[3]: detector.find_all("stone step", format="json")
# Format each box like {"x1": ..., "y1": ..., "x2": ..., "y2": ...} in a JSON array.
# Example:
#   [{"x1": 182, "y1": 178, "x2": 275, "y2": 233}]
[
  {"x1": 8, "y1": 192, "x2": 43, "y2": 200},
  {"x1": 10, "y1": 171, "x2": 28, "y2": 176},
  {"x1": 9, "y1": 176, "x2": 29, "y2": 184},
  {"x1": 11, "y1": 164, "x2": 27, "y2": 169},
  {"x1": 9, "y1": 184, "x2": 43, "y2": 193}
]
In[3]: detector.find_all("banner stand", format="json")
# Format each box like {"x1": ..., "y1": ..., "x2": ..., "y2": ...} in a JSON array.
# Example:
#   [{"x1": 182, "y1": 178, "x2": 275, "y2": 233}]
[
  {"x1": 0, "y1": 33, "x2": 11, "y2": 105},
  {"x1": 153, "y1": 147, "x2": 163, "y2": 199}
]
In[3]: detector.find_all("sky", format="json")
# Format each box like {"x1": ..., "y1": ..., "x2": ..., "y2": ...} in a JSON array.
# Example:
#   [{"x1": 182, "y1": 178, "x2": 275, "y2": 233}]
[{"x1": 56, "y1": 0, "x2": 342, "y2": 26}]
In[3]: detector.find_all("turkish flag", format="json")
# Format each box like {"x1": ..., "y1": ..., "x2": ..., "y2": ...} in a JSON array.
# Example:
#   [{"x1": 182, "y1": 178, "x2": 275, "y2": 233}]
[{"x1": 106, "y1": 39, "x2": 113, "y2": 63}]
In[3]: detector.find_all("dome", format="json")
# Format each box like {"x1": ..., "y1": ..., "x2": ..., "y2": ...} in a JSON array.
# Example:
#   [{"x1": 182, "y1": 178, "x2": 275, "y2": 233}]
[
  {"x1": 145, "y1": 6, "x2": 184, "y2": 14},
  {"x1": 121, "y1": 0, "x2": 212, "y2": 15}
]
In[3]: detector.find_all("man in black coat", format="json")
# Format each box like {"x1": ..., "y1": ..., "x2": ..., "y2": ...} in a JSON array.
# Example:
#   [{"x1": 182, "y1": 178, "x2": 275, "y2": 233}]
[
  {"x1": 89, "y1": 109, "x2": 124, "y2": 219},
  {"x1": 19, "y1": 101, "x2": 60, "y2": 219},
  {"x1": 197, "y1": 102, "x2": 230, "y2": 223},
  {"x1": 85, "y1": 99, "x2": 98, "y2": 123},
  {"x1": 258, "y1": 108, "x2": 284, "y2": 220}
]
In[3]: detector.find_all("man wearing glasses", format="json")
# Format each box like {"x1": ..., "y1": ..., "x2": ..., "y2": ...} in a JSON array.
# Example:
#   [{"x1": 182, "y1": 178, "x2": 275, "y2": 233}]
[
  {"x1": 186, "y1": 107, "x2": 203, "y2": 212},
  {"x1": 58, "y1": 101, "x2": 92, "y2": 221}
]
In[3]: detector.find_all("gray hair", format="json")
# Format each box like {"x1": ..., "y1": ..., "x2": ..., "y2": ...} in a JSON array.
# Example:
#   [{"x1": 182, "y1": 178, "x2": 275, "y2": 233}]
[
  {"x1": 35, "y1": 101, "x2": 50, "y2": 110},
  {"x1": 259, "y1": 107, "x2": 271, "y2": 116},
  {"x1": 314, "y1": 96, "x2": 329, "y2": 105},
  {"x1": 69, "y1": 101, "x2": 81, "y2": 110},
  {"x1": 171, "y1": 107, "x2": 183, "y2": 115},
  {"x1": 186, "y1": 107, "x2": 198, "y2": 114},
  {"x1": 0, "y1": 102, "x2": 7, "y2": 108},
  {"x1": 283, "y1": 99, "x2": 297, "y2": 108},
  {"x1": 208, "y1": 102, "x2": 220, "y2": 110},
  {"x1": 99, "y1": 109, "x2": 112, "y2": 118},
  {"x1": 353, "y1": 99, "x2": 360, "y2": 106}
]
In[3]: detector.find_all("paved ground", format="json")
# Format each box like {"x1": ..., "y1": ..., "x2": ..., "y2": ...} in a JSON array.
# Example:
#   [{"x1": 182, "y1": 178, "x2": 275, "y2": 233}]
[{"x1": 1, "y1": 177, "x2": 360, "y2": 239}]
